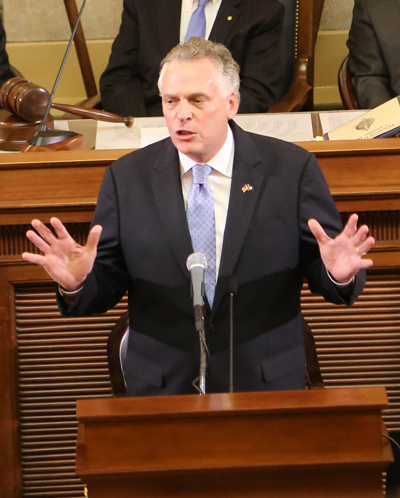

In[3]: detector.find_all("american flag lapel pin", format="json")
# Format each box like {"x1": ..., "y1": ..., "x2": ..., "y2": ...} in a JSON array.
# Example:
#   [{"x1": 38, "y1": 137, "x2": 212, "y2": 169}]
[{"x1": 242, "y1": 184, "x2": 254, "y2": 193}]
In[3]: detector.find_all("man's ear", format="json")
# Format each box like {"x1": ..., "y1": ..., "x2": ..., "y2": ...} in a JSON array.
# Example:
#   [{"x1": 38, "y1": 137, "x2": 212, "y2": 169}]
[{"x1": 227, "y1": 92, "x2": 239, "y2": 119}]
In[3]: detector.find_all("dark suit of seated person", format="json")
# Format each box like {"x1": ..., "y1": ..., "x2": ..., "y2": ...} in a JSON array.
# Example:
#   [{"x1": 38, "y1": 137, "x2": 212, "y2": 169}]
[
  {"x1": 99, "y1": 0, "x2": 285, "y2": 117},
  {"x1": 0, "y1": 16, "x2": 12, "y2": 95},
  {"x1": 347, "y1": 0, "x2": 400, "y2": 109},
  {"x1": 22, "y1": 38, "x2": 375, "y2": 397}
]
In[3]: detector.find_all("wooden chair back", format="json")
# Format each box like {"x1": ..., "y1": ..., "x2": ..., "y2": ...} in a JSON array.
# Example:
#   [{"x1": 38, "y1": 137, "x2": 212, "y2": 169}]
[
  {"x1": 303, "y1": 317, "x2": 324, "y2": 388},
  {"x1": 107, "y1": 311, "x2": 129, "y2": 397},
  {"x1": 269, "y1": 0, "x2": 325, "y2": 112},
  {"x1": 63, "y1": 0, "x2": 97, "y2": 98},
  {"x1": 338, "y1": 55, "x2": 359, "y2": 110}
]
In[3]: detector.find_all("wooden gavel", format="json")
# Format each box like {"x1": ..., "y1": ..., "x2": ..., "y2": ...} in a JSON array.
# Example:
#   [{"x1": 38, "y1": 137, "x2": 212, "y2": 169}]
[{"x1": 0, "y1": 76, "x2": 134, "y2": 127}]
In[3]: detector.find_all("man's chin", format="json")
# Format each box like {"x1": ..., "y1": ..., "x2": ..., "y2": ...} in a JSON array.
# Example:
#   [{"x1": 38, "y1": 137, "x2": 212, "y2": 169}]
[{"x1": 171, "y1": 138, "x2": 200, "y2": 157}]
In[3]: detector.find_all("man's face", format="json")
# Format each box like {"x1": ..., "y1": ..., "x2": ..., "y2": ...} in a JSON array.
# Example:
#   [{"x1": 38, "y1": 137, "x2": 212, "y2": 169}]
[{"x1": 160, "y1": 59, "x2": 239, "y2": 163}]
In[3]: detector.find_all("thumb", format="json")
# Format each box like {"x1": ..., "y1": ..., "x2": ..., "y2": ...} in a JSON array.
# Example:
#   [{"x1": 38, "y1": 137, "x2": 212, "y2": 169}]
[
  {"x1": 86, "y1": 225, "x2": 102, "y2": 252},
  {"x1": 308, "y1": 219, "x2": 329, "y2": 245}
]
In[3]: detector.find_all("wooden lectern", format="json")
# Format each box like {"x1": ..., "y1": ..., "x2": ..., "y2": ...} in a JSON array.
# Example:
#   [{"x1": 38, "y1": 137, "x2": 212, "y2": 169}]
[{"x1": 76, "y1": 387, "x2": 392, "y2": 498}]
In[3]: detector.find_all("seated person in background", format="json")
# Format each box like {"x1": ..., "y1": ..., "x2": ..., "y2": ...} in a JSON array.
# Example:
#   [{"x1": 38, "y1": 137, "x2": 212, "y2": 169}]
[
  {"x1": 22, "y1": 38, "x2": 374, "y2": 397},
  {"x1": 100, "y1": 0, "x2": 285, "y2": 117},
  {"x1": 0, "y1": 16, "x2": 12, "y2": 90},
  {"x1": 347, "y1": 0, "x2": 400, "y2": 109}
]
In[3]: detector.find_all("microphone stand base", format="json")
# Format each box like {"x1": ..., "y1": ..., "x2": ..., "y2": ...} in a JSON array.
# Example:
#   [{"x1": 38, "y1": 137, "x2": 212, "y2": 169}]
[
  {"x1": 21, "y1": 133, "x2": 84, "y2": 152},
  {"x1": 0, "y1": 110, "x2": 54, "y2": 151}
]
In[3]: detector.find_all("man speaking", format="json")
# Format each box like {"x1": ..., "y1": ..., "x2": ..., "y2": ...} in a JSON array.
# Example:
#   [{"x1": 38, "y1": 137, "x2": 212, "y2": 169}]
[{"x1": 22, "y1": 39, "x2": 374, "y2": 397}]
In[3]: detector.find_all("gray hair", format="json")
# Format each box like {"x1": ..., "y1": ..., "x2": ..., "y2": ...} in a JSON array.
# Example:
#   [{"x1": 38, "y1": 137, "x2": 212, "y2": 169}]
[{"x1": 158, "y1": 37, "x2": 241, "y2": 103}]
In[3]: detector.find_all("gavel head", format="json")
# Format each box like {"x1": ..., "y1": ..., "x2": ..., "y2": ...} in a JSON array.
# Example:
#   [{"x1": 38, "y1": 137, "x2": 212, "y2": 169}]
[{"x1": 0, "y1": 77, "x2": 50, "y2": 122}]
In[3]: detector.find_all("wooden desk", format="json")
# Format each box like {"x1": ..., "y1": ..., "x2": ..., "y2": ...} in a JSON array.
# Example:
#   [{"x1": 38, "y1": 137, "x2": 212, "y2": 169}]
[{"x1": 1, "y1": 139, "x2": 400, "y2": 498}]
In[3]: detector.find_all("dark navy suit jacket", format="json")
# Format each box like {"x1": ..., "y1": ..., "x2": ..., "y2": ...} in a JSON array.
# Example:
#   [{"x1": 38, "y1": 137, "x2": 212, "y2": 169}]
[{"x1": 59, "y1": 122, "x2": 365, "y2": 396}]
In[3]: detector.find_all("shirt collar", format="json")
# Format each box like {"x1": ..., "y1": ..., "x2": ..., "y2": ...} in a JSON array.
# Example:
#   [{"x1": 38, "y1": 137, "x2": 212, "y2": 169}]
[
  {"x1": 189, "y1": 0, "x2": 219, "y2": 7},
  {"x1": 179, "y1": 125, "x2": 234, "y2": 177}
]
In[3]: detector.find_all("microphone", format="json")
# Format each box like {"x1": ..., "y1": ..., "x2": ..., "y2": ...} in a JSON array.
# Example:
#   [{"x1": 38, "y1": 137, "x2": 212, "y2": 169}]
[
  {"x1": 187, "y1": 252, "x2": 208, "y2": 395},
  {"x1": 225, "y1": 275, "x2": 237, "y2": 393},
  {"x1": 225, "y1": 276, "x2": 238, "y2": 297},
  {"x1": 186, "y1": 253, "x2": 207, "y2": 331}
]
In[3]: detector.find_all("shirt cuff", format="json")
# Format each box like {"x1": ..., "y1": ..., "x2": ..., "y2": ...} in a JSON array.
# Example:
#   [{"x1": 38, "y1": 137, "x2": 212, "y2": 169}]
[
  {"x1": 326, "y1": 270, "x2": 355, "y2": 287},
  {"x1": 58, "y1": 285, "x2": 83, "y2": 304}
]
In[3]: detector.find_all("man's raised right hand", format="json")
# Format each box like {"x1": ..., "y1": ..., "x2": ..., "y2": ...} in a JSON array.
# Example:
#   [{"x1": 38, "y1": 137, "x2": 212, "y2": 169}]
[{"x1": 22, "y1": 217, "x2": 102, "y2": 292}]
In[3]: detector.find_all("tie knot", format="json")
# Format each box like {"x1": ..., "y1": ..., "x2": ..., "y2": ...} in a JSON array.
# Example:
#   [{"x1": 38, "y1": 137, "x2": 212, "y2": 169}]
[
  {"x1": 198, "y1": 0, "x2": 210, "y2": 7},
  {"x1": 192, "y1": 164, "x2": 212, "y2": 185}
]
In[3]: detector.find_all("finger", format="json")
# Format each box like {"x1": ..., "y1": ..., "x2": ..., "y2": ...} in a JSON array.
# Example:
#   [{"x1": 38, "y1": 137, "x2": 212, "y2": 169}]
[
  {"x1": 50, "y1": 217, "x2": 71, "y2": 240},
  {"x1": 357, "y1": 236, "x2": 375, "y2": 256},
  {"x1": 308, "y1": 219, "x2": 331, "y2": 245},
  {"x1": 85, "y1": 225, "x2": 102, "y2": 252},
  {"x1": 22, "y1": 251, "x2": 48, "y2": 266},
  {"x1": 26, "y1": 229, "x2": 51, "y2": 254},
  {"x1": 342, "y1": 213, "x2": 359, "y2": 238},
  {"x1": 352, "y1": 224, "x2": 370, "y2": 247},
  {"x1": 31, "y1": 219, "x2": 58, "y2": 245},
  {"x1": 359, "y1": 257, "x2": 374, "y2": 269}
]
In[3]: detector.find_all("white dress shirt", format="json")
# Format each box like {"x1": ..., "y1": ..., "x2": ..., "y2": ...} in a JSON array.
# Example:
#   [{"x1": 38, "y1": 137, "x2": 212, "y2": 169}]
[
  {"x1": 179, "y1": 0, "x2": 223, "y2": 43},
  {"x1": 179, "y1": 125, "x2": 234, "y2": 277}
]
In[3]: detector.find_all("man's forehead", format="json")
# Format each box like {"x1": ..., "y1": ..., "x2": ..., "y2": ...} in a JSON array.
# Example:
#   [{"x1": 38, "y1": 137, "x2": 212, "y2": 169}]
[
  {"x1": 161, "y1": 59, "x2": 220, "y2": 90},
  {"x1": 164, "y1": 58, "x2": 219, "y2": 77}
]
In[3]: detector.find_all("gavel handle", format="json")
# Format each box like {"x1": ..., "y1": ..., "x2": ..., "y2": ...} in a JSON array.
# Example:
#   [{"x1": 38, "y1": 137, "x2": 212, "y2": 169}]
[{"x1": 51, "y1": 102, "x2": 134, "y2": 127}]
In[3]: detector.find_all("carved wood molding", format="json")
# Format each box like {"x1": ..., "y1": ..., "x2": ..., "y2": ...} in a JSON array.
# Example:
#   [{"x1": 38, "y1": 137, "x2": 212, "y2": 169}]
[
  {"x1": 0, "y1": 223, "x2": 90, "y2": 261},
  {"x1": 341, "y1": 211, "x2": 400, "y2": 243}
]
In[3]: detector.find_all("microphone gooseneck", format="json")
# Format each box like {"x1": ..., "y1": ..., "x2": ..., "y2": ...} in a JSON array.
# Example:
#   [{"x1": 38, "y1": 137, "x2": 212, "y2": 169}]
[
  {"x1": 225, "y1": 275, "x2": 238, "y2": 393},
  {"x1": 29, "y1": 0, "x2": 89, "y2": 146}
]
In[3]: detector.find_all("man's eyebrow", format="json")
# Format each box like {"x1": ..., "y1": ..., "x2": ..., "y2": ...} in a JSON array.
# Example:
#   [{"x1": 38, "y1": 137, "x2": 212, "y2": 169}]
[
  {"x1": 188, "y1": 93, "x2": 208, "y2": 99},
  {"x1": 162, "y1": 92, "x2": 209, "y2": 99}
]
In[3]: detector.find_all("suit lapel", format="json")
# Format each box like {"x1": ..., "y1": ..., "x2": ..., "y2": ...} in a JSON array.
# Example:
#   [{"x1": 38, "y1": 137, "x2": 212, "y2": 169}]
[
  {"x1": 158, "y1": 0, "x2": 182, "y2": 52},
  {"x1": 152, "y1": 139, "x2": 194, "y2": 280},
  {"x1": 210, "y1": 0, "x2": 243, "y2": 44},
  {"x1": 151, "y1": 124, "x2": 267, "y2": 314},
  {"x1": 211, "y1": 122, "x2": 264, "y2": 314}
]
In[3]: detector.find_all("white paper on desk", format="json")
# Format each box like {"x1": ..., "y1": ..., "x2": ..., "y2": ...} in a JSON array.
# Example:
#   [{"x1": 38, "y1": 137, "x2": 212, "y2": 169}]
[
  {"x1": 53, "y1": 121, "x2": 70, "y2": 131},
  {"x1": 96, "y1": 117, "x2": 169, "y2": 149},
  {"x1": 96, "y1": 122, "x2": 138, "y2": 149},
  {"x1": 319, "y1": 111, "x2": 366, "y2": 135},
  {"x1": 233, "y1": 113, "x2": 314, "y2": 142},
  {"x1": 140, "y1": 127, "x2": 170, "y2": 147}
]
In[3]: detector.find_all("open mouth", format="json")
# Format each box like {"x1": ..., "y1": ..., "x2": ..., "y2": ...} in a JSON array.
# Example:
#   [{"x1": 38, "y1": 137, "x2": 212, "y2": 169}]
[{"x1": 176, "y1": 130, "x2": 196, "y2": 138}]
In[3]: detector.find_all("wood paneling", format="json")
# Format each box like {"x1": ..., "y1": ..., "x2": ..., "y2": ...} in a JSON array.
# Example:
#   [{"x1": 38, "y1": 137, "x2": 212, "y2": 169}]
[
  {"x1": 302, "y1": 274, "x2": 400, "y2": 431},
  {"x1": 15, "y1": 285, "x2": 127, "y2": 497}
]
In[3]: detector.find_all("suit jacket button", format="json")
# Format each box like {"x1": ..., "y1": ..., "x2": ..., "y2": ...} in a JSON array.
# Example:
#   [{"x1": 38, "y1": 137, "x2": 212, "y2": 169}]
[{"x1": 210, "y1": 324, "x2": 217, "y2": 333}]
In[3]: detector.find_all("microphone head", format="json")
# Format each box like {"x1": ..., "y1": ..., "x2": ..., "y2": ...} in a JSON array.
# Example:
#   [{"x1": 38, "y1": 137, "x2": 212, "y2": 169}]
[
  {"x1": 186, "y1": 252, "x2": 207, "y2": 272},
  {"x1": 225, "y1": 275, "x2": 238, "y2": 296}
]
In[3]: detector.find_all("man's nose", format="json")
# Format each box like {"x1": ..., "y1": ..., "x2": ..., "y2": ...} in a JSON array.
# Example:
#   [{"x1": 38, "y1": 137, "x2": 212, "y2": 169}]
[{"x1": 176, "y1": 100, "x2": 193, "y2": 121}]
